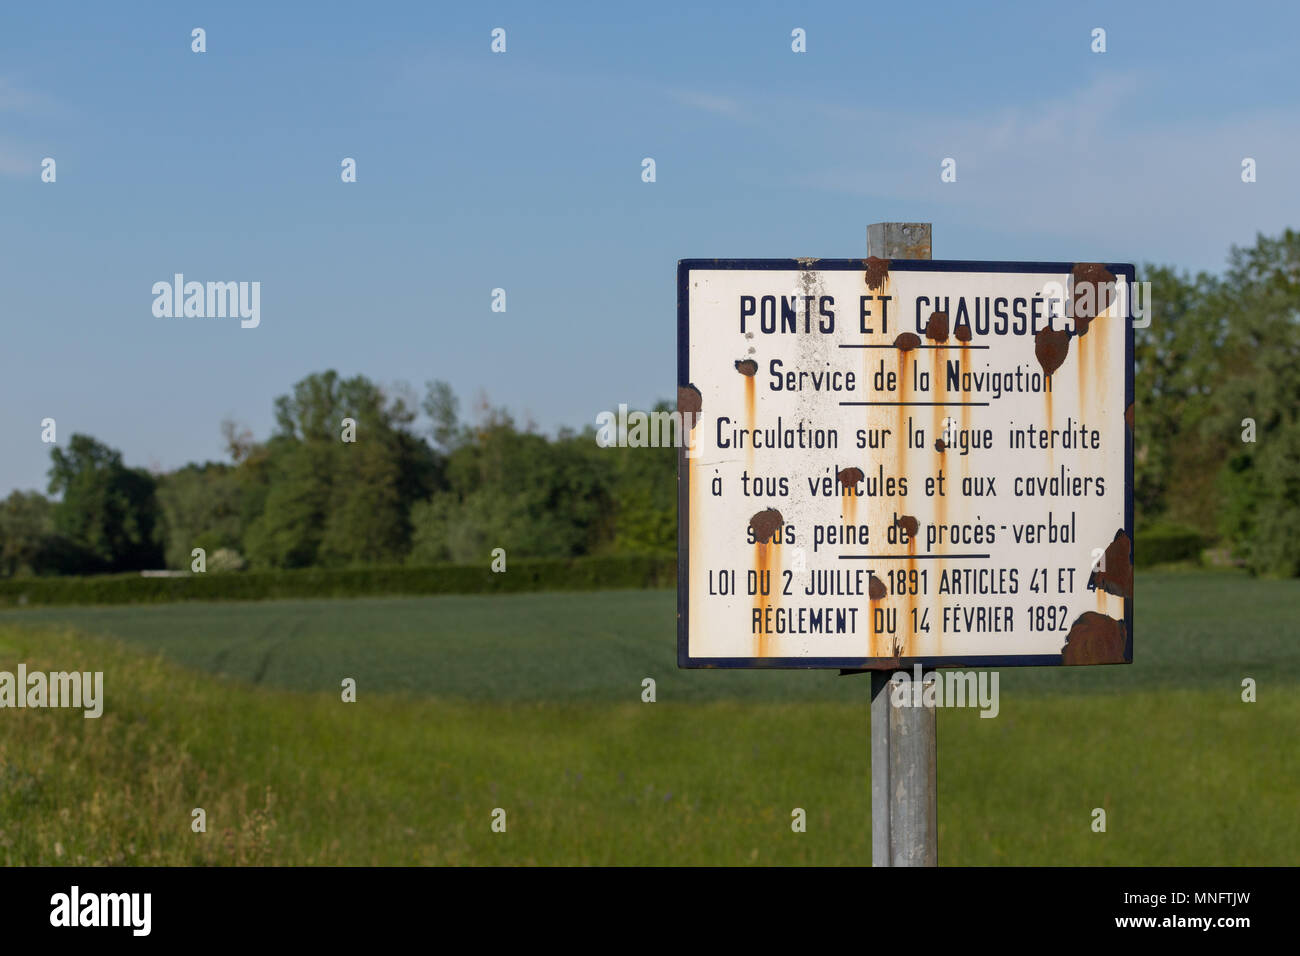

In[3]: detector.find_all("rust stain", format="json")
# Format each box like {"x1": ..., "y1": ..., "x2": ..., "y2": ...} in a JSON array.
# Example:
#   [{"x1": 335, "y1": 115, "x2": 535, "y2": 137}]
[
  {"x1": 1034, "y1": 324, "x2": 1071, "y2": 377},
  {"x1": 862, "y1": 321, "x2": 899, "y2": 656},
  {"x1": 930, "y1": 349, "x2": 946, "y2": 462},
  {"x1": 1125, "y1": 403, "x2": 1134, "y2": 432},
  {"x1": 863, "y1": 256, "x2": 890, "y2": 292},
  {"x1": 897, "y1": 349, "x2": 909, "y2": 487},
  {"x1": 1037, "y1": 323, "x2": 1066, "y2": 438},
  {"x1": 903, "y1": 239, "x2": 931, "y2": 260},
  {"x1": 748, "y1": 508, "x2": 784, "y2": 544},
  {"x1": 839, "y1": 467, "x2": 862, "y2": 525},
  {"x1": 924, "y1": 311, "x2": 949, "y2": 343},
  {"x1": 676, "y1": 384, "x2": 702, "y2": 415},
  {"x1": 751, "y1": 503, "x2": 785, "y2": 657},
  {"x1": 931, "y1": 343, "x2": 946, "y2": 658},
  {"x1": 734, "y1": 359, "x2": 758, "y2": 377},
  {"x1": 1072, "y1": 263, "x2": 1115, "y2": 335},
  {"x1": 891, "y1": 513, "x2": 918, "y2": 657},
  {"x1": 929, "y1": 342, "x2": 947, "y2": 654},
  {"x1": 1061, "y1": 612, "x2": 1127, "y2": 665},
  {"x1": 1074, "y1": 266, "x2": 1114, "y2": 416},
  {"x1": 1077, "y1": 325, "x2": 1087, "y2": 430},
  {"x1": 837, "y1": 466, "x2": 864, "y2": 487},
  {"x1": 1090, "y1": 530, "x2": 1134, "y2": 599},
  {"x1": 903, "y1": 553, "x2": 917, "y2": 657},
  {"x1": 676, "y1": 384, "x2": 702, "y2": 432},
  {"x1": 1045, "y1": 377, "x2": 1053, "y2": 439},
  {"x1": 1092, "y1": 293, "x2": 1111, "y2": 423},
  {"x1": 893, "y1": 332, "x2": 921, "y2": 352},
  {"x1": 868, "y1": 571, "x2": 887, "y2": 657},
  {"x1": 754, "y1": 540, "x2": 771, "y2": 657},
  {"x1": 959, "y1": 350, "x2": 971, "y2": 479},
  {"x1": 744, "y1": 371, "x2": 756, "y2": 471}
]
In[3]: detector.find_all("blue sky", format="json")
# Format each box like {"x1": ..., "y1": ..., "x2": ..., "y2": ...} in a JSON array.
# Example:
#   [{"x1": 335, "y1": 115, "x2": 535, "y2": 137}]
[{"x1": 2, "y1": 0, "x2": 1297, "y2": 496}]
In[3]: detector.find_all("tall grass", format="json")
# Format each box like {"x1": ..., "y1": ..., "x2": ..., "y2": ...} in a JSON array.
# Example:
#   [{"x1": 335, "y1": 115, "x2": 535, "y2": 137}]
[{"x1": 2, "y1": 624, "x2": 1295, "y2": 865}]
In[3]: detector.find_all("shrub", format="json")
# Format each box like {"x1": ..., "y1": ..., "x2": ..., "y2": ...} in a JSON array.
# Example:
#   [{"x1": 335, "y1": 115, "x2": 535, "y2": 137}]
[
  {"x1": 0, "y1": 554, "x2": 676, "y2": 607},
  {"x1": 1137, "y1": 525, "x2": 1206, "y2": 567},
  {"x1": 209, "y1": 548, "x2": 247, "y2": 573}
]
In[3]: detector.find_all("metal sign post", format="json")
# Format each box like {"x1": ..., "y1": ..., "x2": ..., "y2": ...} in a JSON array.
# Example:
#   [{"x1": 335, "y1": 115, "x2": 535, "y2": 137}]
[{"x1": 868, "y1": 222, "x2": 938, "y2": 867}]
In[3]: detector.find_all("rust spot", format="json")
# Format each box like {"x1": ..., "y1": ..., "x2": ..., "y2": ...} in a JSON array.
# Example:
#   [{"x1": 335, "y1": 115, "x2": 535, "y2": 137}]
[
  {"x1": 734, "y1": 359, "x2": 758, "y2": 377},
  {"x1": 893, "y1": 332, "x2": 921, "y2": 352},
  {"x1": 924, "y1": 311, "x2": 949, "y2": 343},
  {"x1": 748, "y1": 508, "x2": 784, "y2": 544},
  {"x1": 895, "y1": 514, "x2": 918, "y2": 540},
  {"x1": 1061, "y1": 612, "x2": 1127, "y2": 665},
  {"x1": 868, "y1": 574, "x2": 887, "y2": 600},
  {"x1": 863, "y1": 256, "x2": 890, "y2": 292},
  {"x1": 1090, "y1": 530, "x2": 1134, "y2": 599},
  {"x1": 677, "y1": 384, "x2": 702, "y2": 431},
  {"x1": 1072, "y1": 263, "x2": 1115, "y2": 334},
  {"x1": 837, "y1": 466, "x2": 864, "y2": 488},
  {"x1": 934, "y1": 439, "x2": 946, "y2": 452},
  {"x1": 1125, "y1": 403, "x2": 1134, "y2": 433},
  {"x1": 903, "y1": 240, "x2": 931, "y2": 260},
  {"x1": 954, "y1": 323, "x2": 972, "y2": 343},
  {"x1": 1034, "y1": 324, "x2": 1070, "y2": 377}
]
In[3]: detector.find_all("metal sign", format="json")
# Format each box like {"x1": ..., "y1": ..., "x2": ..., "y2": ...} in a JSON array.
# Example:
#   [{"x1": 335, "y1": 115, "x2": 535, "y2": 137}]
[{"x1": 677, "y1": 258, "x2": 1134, "y2": 669}]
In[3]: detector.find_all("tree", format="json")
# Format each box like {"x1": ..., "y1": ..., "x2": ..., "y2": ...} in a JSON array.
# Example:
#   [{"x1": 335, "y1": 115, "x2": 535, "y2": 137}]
[
  {"x1": 422, "y1": 379, "x2": 464, "y2": 452},
  {"x1": 155, "y1": 463, "x2": 244, "y2": 569},
  {"x1": 220, "y1": 418, "x2": 256, "y2": 464},
  {"x1": 1209, "y1": 229, "x2": 1300, "y2": 574},
  {"x1": 245, "y1": 371, "x2": 442, "y2": 568},
  {"x1": 243, "y1": 437, "x2": 333, "y2": 568},
  {"x1": 1132, "y1": 265, "x2": 1224, "y2": 525},
  {"x1": 0, "y1": 491, "x2": 54, "y2": 576},
  {"x1": 409, "y1": 402, "x2": 617, "y2": 563},
  {"x1": 606, "y1": 401, "x2": 677, "y2": 554},
  {"x1": 47, "y1": 434, "x2": 162, "y2": 571}
]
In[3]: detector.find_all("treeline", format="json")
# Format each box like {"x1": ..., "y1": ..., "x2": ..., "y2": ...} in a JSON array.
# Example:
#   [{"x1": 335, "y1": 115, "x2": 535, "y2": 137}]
[
  {"x1": 0, "y1": 372, "x2": 674, "y2": 576},
  {"x1": 2, "y1": 230, "x2": 1298, "y2": 578},
  {"x1": 1135, "y1": 229, "x2": 1300, "y2": 576}
]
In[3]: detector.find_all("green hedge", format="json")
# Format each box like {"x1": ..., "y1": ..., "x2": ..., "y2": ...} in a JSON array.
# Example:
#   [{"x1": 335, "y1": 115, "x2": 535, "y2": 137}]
[
  {"x1": 1136, "y1": 526, "x2": 1207, "y2": 567},
  {"x1": 0, "y1": 554, "x2": 676, "y2": 608}
]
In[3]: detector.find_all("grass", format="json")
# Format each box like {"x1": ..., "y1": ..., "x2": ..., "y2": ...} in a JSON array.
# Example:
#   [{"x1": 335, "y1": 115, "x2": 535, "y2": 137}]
[
  {"x1": 2, "y1": 570, "x2": 1296, "y2": 701},
  {"x1": 0, "y1": 570, "x2": 1296, "y2": 865}
]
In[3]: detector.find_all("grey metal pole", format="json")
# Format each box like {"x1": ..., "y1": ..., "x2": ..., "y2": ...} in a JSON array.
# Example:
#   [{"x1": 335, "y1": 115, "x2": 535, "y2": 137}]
[
  {"x1": 870, "y1": 670, "x2": 893, "y2": 865},
  {"x1": 868, "y1": 222, "x2": 938, "y2": 867}
]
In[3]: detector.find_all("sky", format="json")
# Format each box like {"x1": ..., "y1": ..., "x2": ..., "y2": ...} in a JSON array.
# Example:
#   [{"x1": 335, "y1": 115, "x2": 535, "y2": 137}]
[{"x1": 2, "y1": 0, "x2": 1297, "y2": 496}]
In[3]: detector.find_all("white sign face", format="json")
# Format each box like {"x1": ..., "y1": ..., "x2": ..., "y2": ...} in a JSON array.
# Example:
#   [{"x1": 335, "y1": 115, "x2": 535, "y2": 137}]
[{"x1": 677, "y1": 259, "x2": 1134, "y2": 669}]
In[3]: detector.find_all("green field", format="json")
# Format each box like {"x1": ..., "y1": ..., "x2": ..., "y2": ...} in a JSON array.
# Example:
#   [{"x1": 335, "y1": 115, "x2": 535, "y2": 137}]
[{"x1": 1, "y1": 569, "x2": 1297, "y2": 865}]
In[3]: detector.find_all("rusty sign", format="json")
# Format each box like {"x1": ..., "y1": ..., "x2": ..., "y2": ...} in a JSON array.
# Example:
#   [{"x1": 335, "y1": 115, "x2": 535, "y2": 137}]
[{"x1": 677, "y1": 259, "x2": 1134, "y2": 669}]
